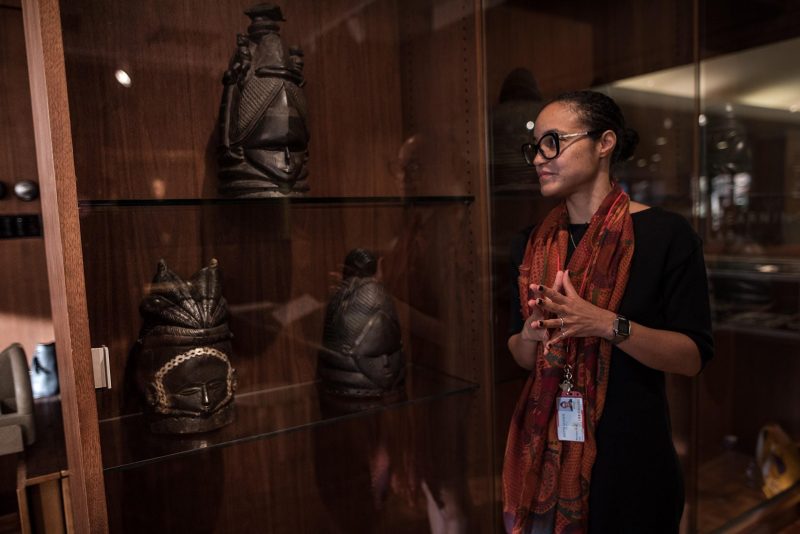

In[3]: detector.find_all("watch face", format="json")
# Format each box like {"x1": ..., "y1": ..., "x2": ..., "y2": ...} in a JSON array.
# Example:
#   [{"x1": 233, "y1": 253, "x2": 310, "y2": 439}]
[{"x1": 615, "y1": 317, "x2": 630, "y2": 336}]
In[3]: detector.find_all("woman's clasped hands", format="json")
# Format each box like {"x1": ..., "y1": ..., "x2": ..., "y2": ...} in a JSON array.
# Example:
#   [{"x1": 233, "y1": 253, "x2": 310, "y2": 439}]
[{"x1": 522, "y1": 269, "x2": 616, "y2": 351}]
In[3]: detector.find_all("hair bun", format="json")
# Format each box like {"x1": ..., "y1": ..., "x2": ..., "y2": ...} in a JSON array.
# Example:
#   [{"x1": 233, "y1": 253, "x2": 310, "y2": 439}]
[{"x1": 617, "y1": 127, "x2": 639, "y2": 162}]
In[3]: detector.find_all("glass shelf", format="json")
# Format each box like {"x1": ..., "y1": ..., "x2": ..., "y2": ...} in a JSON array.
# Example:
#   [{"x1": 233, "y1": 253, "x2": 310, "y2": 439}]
[
  {"x1": 78, "y1": 195, "x2": 475, "y2": 210},
  {"x1": 0, "y1": 214, "x2": 42, "y2": 239},
  {"x1": 99, "y1": 364, "x2": 478, "y2": 472},
  {"x1": 707, "y1": 255, "x2": 800, "y2": 281},
  {"x1": 714, "y1": 321, "x2": 800, "y2": 341}
]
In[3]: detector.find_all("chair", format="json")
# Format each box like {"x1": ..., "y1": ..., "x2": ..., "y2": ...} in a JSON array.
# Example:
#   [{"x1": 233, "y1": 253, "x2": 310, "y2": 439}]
[{"x1": 0, "y1": 343, "x2": 36, "y2": 454}]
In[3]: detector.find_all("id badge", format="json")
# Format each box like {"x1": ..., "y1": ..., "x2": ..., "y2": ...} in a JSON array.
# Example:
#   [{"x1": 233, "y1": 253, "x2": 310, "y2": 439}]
[{"x1": 557, "y1": 392, "x2": 585, "y2": 442}]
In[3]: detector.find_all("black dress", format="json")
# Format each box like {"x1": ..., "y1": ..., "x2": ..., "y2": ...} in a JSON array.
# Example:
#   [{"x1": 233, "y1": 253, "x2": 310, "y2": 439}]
[{"x1": 509, "y1": 207, "x2": 713, "y2": 533}]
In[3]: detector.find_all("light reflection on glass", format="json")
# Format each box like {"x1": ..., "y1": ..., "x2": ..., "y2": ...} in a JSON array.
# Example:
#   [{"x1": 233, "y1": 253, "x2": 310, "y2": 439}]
[{"x1": 114, "y1": 69, "x2": 132, "y2": 87}]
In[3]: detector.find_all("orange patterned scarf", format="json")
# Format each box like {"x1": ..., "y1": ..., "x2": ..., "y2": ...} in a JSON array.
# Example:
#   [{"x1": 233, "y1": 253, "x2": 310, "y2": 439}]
[{"x1": 503, "y1": 185, "x2": 634, "y2": 534}]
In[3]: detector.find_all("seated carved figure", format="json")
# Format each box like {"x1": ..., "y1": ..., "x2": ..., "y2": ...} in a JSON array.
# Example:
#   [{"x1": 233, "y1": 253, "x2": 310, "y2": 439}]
[
  {"x1": 133, "y1": 259, "x2": 237, "y2": 434},
  {"x1": 318, "y1": 249, "x2": 405, "y2": 397},
  {"x1": 217, "y1": 4, "x2": 310, "y2": 197}
]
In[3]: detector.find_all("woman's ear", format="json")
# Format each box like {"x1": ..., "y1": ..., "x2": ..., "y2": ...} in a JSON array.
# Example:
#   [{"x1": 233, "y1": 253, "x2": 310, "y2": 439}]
[{"x1": 598, "y1": 130, "x2": 617, "y2": 159}]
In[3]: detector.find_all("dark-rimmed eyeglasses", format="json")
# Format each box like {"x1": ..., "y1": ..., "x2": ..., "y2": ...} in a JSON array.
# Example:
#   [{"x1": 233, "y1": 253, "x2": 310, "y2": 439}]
[{"x1": 521, "y1": 130, "x2": 603, "y2": 165}]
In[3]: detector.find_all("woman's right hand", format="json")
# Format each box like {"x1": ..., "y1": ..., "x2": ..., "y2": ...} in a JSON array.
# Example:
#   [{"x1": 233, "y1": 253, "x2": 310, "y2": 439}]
[
  {"x1": 508, "y1": 271, "x2": 565, "y2": 370},
  {"x1": 520, "y1": 270, "x2": 565, "y2": 344}
]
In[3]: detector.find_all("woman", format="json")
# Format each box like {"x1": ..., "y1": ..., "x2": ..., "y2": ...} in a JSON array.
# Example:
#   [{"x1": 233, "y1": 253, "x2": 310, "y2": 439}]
[{"x1": 503, "y1": 90, "x2": 713, "y2": 534}]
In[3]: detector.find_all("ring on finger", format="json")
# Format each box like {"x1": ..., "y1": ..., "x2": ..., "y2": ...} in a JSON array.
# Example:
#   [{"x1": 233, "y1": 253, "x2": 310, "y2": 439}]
[{"x1": 559, "y1": 316, "x2": 565, "y2": 329}]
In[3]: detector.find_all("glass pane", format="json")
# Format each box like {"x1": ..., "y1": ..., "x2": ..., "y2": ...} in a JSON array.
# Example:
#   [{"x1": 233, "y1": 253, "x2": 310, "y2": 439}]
[
  {"x1": 696, "y1": 1, "x2": 800, "y2": 531},
  {"x1": 0, "y1": 5, "x2": 54, "y2": 357},
  {"x1": 485, "y1": 1, "x2": 698, "y2": 532},
  {"x1": 57, "y1": 0, "x2": 493, "y2": 531}
]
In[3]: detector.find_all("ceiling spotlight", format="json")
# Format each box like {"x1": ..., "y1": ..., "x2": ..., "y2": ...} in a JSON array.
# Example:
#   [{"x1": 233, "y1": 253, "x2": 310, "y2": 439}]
[
  {"x1": 525, "y1": 121, "x2": 534, "y2": 130},
  {"x1": 655, "y1": 136, "x2": 668, "y2": 146},
  {"x1": 698, "y1": 114, "x2": 707, "y2": 126},
  {"x1": 651, "y1": 154, "x2": 662, "y2": 163}
]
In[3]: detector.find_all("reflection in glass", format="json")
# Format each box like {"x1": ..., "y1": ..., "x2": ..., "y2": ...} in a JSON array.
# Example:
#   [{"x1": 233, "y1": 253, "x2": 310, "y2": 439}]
[{"x1": 318, "y1": 248, "x2": 405, "y2": 398}]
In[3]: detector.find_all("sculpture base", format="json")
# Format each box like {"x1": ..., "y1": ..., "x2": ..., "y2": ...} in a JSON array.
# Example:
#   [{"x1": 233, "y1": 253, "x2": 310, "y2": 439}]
[
  {"x1": 148, "y1": 403, "x2": 235, "y2": 435},
  {"x1": 218, "y1": 176, "x2": 309, "y2": 198},
  {"x1": 318, "y1": 387, "x2": 407, "y2": 416},
  {"x1": 221, "y1": 188, "x2": 309, "y2": 198},
  {"x1": 317, "y1": 360, "x2": 406, "y2": 399}
]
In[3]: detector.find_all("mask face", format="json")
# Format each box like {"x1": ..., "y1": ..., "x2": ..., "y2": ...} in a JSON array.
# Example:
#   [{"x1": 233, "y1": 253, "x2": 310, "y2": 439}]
[
  {"x1": 159, "y1": 355, "x2": 234, "y2": 417},
  {"x1": 355, "y1": 350, "x2": 404, "y2": 390}
]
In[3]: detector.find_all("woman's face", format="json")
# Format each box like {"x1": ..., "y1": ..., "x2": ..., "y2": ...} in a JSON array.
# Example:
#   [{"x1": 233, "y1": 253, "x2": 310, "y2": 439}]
[{"x1": 531, "y1": 101, "x2": 603, "y2": 198}]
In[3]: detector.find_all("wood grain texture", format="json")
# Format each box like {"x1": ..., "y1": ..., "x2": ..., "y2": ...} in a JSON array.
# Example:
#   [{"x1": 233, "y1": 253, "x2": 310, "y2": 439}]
[
  {"x1": 463, "y1": 0, "x2": 496, "y2": 519},
  {"x1": 103, "y1": 393, "x2": 481, "y2": 533},
  {"x1": 589, "y1": 0, "x2": 694, "y2": 85},
  {"x1": 484, "y1": 4, "x2": 593, "y2": 105},
  {"x1": 0, "y1": 7, "x2": 53, "y2": 358},
  {"x1": 58, "y1": 0, "x2": 414, "y2": 200},
  {"x1": 21, "y1": 0, "x2": 107, "y2": 531},
  {"x1": 0, "y1": 239, "x2": 53, "y2": 360},
  {"x1": 0, "y1": 6, "x2": 40, "y2": 216},
  {"x1": 29, "y1": 0, "x2": 494, "y2": 530},
  {"x1": 84, "y1": 204, "x2": 424, "y2": 419}
]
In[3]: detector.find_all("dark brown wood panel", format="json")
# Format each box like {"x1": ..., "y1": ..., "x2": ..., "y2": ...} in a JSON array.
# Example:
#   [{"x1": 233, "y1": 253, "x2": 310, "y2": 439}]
[
  {"x1": 0, "y1": 6, "x2": 40, "y2": 216},
  {"x1": 0, "y1": 5, "x2": 53, "y2": 357},
  {"x1": 397, "y1": 0, "x2": 479, "y2": 197},
  {"x1": 485, "y1": 0, "x2": 695, "y2": 102},
  {"x1": 305, "y1": 0, "x2": 405, "y2": 197},
  {"x1": 204, "y1": 204, "x2": 411, "y2": 392},
  {"x1": 104, "y1": 392, "x2": 485, "y2": 533},
  {"x1": 484, "y1": 4, "x2": 593, "y2": 106},
  {"x1": 0, "y1": 239, "x2": 53, "y2": 357},
  {"x1": 85, "y1": 203, "x2": 481, "y2": 419},
  {"x1": 59, "y1": 0, "x2": 419, "y2": 200},
  {"x1": 80, "y1": 207, "x2": 206, "y2": 419},
  {"x1": 30, "y1": 0, "x2": 493, "y2": 531},
  {"x1": 590, "y1": 0, "x2": 694, "y2": 85}
]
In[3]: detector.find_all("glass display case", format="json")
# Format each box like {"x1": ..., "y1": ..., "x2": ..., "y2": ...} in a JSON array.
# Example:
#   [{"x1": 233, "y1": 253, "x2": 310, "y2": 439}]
[
  {"x1": 695, "y1": 4, "x2": 800, "y2": 530},
  {"x1": 484, "y1": 0, "x2": 800, "y2": 532},
  {"x1": 22, "y1": 0, "x2": 494, "y2": 531},
  {"x1": 23, "y1": 0, "x2": 800, "y2": 531}
]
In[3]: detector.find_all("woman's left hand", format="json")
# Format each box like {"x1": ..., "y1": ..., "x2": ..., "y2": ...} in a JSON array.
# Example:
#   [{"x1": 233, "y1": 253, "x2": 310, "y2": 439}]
[{"x1": 534, "y1": 270, "x2": 617, "y2": 351}]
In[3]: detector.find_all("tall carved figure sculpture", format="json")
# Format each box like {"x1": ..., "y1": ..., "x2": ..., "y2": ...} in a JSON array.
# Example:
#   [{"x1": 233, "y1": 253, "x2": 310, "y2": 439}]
[
  {"x1": 133, "y1": 259, "x2": 237, "y2": 434},
  {"x1": 319, "y1": 249, "x2": 405, "y2": 397},
  {"x1": 218, "y1": 4, "x2": 310, "y2": 197}
]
